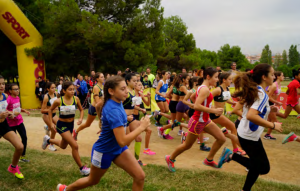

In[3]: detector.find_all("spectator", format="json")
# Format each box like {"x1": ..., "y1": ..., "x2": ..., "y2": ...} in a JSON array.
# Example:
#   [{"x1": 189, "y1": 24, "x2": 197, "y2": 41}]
[
  {"x1": 117, "y1": 70, "x2": 122, "y2": 76},
  {"x1": 216, "y1": 66, "x2": 222, "y2": 72},
  {"x1": 111, "y1": 74, "x2": 115, "y2": 77},
  {"x1": 145, "y1": 67, "x2": 155, "y2": 84},
  {"x1": 59, "y1": 76, "x2": 64, "y2": 82},
  {"x1": 106, "y1": 73, "x2": 111, "y2": 79},
  {"x1": 78, "y1": 76, "x2": 88, "y2": 105},
  {"x1": 90, "y1": 70, "x2": 96, "y2": 85},
  {"x1": 197, "y1": 69, "x2": 204, "y2": 78},
  {"x1": 193, "y1": 69, "x2": 198, "y2": 77},
  {"x1": 75, "y1": 74, "x2": 81, "y2": 87},
  {"x1": 57, "y1": 79, "x2": 63, "y2": 96},
  {"x1": 152, "y1": 73, "x2": 161, "y2": 89},
  {"x1": 182, "y1": 67, "x2": 187, "y2": 73},
  {"x1": 35, "y1": 82, "x2": 43, "y2": 101},
  {"x1": 228, "y1": 62, "x2": 240, "y2": 87},
  {"x1": 142, "y1": 75, "x2": 152, "y2": 89},
  {"x1": 172, "y1": 72, "x2": 177, "y2": 78},
  {"x1": 140, "y1": 71, "x2": 145, "y2": 82},
  {"x1": 84, "y1": 75, "x2": 90, "y2": 89},
  {"x1": 188, "y1": 70, "x2": 193, "y2": 77},
  {"x1": 38, "y1": 77, "x2": 46, "y2": 95},
  {"x1": 166, "y1": 71, "x2": 171, "y2": 84}
]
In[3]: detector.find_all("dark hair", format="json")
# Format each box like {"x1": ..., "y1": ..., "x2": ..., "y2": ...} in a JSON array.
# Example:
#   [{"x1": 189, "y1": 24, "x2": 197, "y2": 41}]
[
  {"x1": 274, "y1": 71, "x2": 282, "y2": 81},
  {"x1": 0, "y1": 75, "x2": 3, "y2": 80},
  {"x1": 9, "y1": 83, "x2": 18, "y2": 90},
  {"x1": 182, "y1": 67, "x2": 186, "y2": 70},
  {"x1": 233, "y1": 63, "x2": 272, "y2": 108},
  {"x1": 203, "y1": 67, "x2": 218, "y2": 79},
  {"x1": 99, "y1": 76, "x2": 125, "y2": 121},
  {"x1": 60, "y1": 81, "x2": 74, "y2": 96},
  {"x1": 231, "y1": 62, "x2": 236, "y2": 66},
  {"x1": 125, "y1": 73, "x2": 136, "y2": 85},
  {"x1": 173, "y1": 73, "x2": 188, "y2": 88},
  {"x1": 292, "y1": 69, "x2": 300, "y2": 78},
  {"x1": 219, "y1": 72, "x2": 231, "y2": 84},
  {"x1": 45, "y1": 82, "x2": 55, "y2": 94},
  {"x1": 94, "y1": 72, "x2": 103, "y2": 82},
  {"x1": 144, "y1": 75, "x2": 148, "y2": 78},
  {"x1": 245, "y1": 68, "x2": 251, "y2": 72},
  {"x1": 197, "y1": 69, "x2": 204, "y2": 77},
  {"x1": 197, "y1": 77, "x2": 204, "y2": 86},
  {"x1": 158, "y1": 70, "x2": 167, "y2": 79},
  {"x1": 193, "y1": 69, "x2": 198, "y2": 73},
  {"x1": 189, "y1": 77, "x2": 199, "y2": 89}
]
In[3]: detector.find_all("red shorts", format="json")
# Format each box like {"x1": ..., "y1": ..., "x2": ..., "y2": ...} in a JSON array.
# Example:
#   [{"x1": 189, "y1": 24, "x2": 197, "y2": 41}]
[
  {"x1": 188, "y1": 118, "x2": 211, "y2": 135},
  {"x1": 286, "y1": 102, "x2": 298, "y2": 108}
]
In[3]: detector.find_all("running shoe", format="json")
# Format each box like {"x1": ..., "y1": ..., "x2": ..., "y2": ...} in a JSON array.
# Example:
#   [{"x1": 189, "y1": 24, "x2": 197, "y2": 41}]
[
  {"x1": 44, "y1": 125, "x2": 50, "y2": 136},
  {"x1": 203, "y1": 158, "x2": 218, "y2": 169},
  {"x1": 233, "y1": 148, "x2": 246, "y2": 156},
  {"x1": 157, "y1": 127, "x2": 164, "y2": 138},
  {"x1": 171, "y1": 120, "x2": 180, "y2": 130},
  {"x1": 181, "y1": 132, "x2": 187, "y2": 144},
  {"x1": 282, "y1": 132, "x2": 298, "y2": 144},
  {"x1": 165, "y1": 155, "x2": 176, "y2": 172},
  {"x1": 264, "y1": 134, "x2": 276, "y2": 140},
  {"x1": 218, "y1": 147, "x2": 232, "y2": 168},
  {"x1": 221, "y1": 127, "x2": 228, "y2": 134},
  {"x1": 200, "y1": 145, "x2": 211, "y2": 151},
  {"x1": 143, "y1": 149, "x2": 156, "y2": 155},
  {"x1": 155, "y1": 121, "x2": 162, "y2": 127},
  {"x1": 19, "y1": 156, "x2": 30, "y2": 163},
  {"x1": 178, "y1": 129, "x2": 183, "y2": 136},
  {"x1": 42, "y1": 135, "x2": 50, "y2": 150},
  {"x1": 8, "y1": 165, "x2": 24, "y2": 179},
  {"x1": 197, "y1": 137, "x2": 209, "y2": 144},
  {"x1": 57, "y1": 184, "x2": 67, "y2": 191},
  {"x1": 137, "y1": 159, "x2": 147, "y2": 166},
  {"x1": 48, "y1": 145, "x2": 57, "y2": 151},
  {"x1": 163, "y1": 134, "x2": 174, "y2": 140},
  {"x1": 153, "y1": 110, "x2": 160, "y2": 119},
  {"x1": 73, "y1": 129, "x2": 78, "y2": 141},
  {"x1": 80, "y1": 166, "x2": 90, "y2": 176}
]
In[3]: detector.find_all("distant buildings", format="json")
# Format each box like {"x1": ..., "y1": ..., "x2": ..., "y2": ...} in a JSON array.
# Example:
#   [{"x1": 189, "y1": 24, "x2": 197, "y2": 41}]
[{"x1": 245, "y1": 54, "x2": 261, "y2": 64}]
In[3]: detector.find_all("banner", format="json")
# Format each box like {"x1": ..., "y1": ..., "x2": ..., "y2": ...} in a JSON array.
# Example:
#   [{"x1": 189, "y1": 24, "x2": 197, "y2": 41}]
[
  {"x1": 0, "y1": 0, "x2": 45, "y2": 109},
  {"x1": 142, "y1": 88, "x2": 160, "y2": 112}
]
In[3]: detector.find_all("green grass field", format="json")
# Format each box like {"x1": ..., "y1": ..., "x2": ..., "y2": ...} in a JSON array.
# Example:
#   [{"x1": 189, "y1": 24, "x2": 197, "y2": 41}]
[{"x1": 0, "y1": 142, "x2": 299, "y2": 191}]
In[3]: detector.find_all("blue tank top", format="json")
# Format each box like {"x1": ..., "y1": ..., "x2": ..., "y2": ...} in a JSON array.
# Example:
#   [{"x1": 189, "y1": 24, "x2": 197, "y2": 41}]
[
  {"x1": 59, "y1": 96, "x2": 77, "y2": 119},
  {"x1": 155, "y1": 80, "x2": 168, "y2": 101},
  {"x1": 0, "y1": 93, "x2": 7, "y2": 114},
  {"x1": 123, "y1": 91, "x2": 135, "y2": 110}
]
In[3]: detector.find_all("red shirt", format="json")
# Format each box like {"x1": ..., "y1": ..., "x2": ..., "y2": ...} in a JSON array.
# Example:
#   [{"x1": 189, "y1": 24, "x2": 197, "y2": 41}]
[
  {"x1": 192, "y1": 85, "x2": 213, "y2": 123},
  {"x1": 287, "y1": 79, "x2": 300, "y2": 105}
]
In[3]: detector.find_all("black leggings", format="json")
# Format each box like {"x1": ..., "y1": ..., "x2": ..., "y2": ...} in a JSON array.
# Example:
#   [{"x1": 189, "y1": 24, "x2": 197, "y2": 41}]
[
  {"x1": 232, "y1": 135, "x2": 270, "y2": 191},
  {"x1": 11, "y1": 123, "x2": 27, "y2": 156}
]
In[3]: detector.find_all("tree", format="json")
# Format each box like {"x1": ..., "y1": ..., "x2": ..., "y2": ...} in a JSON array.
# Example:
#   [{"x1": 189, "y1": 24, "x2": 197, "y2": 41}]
[
  {"x1": 282, "y1": 50, "x2": 288, "y2": 66},
  {"x1": 273, "y1": 53, "x2": 282, "y2": 69},
  {"x1": 217, "y1": 44, "x2": 249, "y2": 70},
  {"x1": 260, "y1": 44, "x2": 272, "y2": 65},
  {"x1": 157, "y1": 15, "x2": 196, "y2": 70},
  {"x1": 289, "y1": 45, "x2": 299, "y2": 66}
]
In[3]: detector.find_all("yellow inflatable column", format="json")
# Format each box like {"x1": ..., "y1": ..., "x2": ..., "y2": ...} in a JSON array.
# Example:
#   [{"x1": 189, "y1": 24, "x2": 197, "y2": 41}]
[{"x1": 0, "y1": 0, "x2": 45, "y2": 109}]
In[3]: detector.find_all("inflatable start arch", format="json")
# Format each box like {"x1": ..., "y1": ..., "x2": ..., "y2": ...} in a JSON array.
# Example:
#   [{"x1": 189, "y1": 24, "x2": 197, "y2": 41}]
[{"x1": 0, "y1": 0, "x2": 46, "y2": 109}]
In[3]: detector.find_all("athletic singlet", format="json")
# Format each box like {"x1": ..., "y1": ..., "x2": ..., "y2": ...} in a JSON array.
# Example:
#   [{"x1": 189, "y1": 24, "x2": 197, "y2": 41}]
[
  {"x1": 178, "y1": 85, "x2": 186, "y2": 96},
  {"x1": 192, "y1": 85, "x2": 213, "y2": 123},
  {"x1": 123, "y1": 90, "x2": 135, "y2": 110},
  {"x1": 214, "y1": 86, "x2": 231, "y2": 102},
  {"x1": 274, "y1": 81, "x2": 281, "y2": 95},
  {"x1": 173, "y1": 86, "x2": 180, "y2": 95},
  {"x1": 59, "y1": 96, "x2": 77, "y2": 119},
  {"x1": 47, "y1": 93, "x2": 57, "y2": 106},
  {"x1": 0, "y1": 93, "x2": 7, "y2": 114},
  {"x1": 155, "y1": 80, "x2": 168, "y2": 101},
  {"x1": 91, "y1": 84, "x2": 103, "y2": 104}
]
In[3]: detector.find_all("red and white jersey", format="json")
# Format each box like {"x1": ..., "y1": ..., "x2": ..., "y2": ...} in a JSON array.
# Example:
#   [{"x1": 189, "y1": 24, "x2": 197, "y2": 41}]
[{"x1": 192, "y1": 85, "x2": 213, "y2": 123}]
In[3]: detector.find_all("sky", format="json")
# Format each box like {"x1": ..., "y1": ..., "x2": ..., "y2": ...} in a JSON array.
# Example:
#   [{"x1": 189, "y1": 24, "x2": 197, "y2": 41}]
[{"x1": 161, "y1": 0, "x2": 300, "y2": 55}]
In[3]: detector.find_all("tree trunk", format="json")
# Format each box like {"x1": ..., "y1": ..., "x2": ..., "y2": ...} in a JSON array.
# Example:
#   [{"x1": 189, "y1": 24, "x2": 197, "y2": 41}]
[{"x1": 89, "y1": 50, "x2": 95, "y2": 72}]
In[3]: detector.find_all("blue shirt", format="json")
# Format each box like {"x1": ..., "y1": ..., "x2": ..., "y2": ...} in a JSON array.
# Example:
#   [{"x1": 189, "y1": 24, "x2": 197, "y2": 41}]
[
  {"x1": 93, "y1": 99, "x2": 127, "y2": 154},
  {"x1": 79, "y1": 80, "x2": 88, "y2": 94}
]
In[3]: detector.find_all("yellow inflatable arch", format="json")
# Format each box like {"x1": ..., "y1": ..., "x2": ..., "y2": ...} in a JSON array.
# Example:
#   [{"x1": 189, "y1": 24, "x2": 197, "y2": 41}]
[{"x1": 0, "y1": 0, "x2": 45, "y2": 109}]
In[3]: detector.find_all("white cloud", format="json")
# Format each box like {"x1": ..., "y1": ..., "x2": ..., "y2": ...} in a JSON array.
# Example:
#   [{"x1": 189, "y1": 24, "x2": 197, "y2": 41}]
[{"x1": 161, "y1": 0, "x2": 300, "y2": 54}]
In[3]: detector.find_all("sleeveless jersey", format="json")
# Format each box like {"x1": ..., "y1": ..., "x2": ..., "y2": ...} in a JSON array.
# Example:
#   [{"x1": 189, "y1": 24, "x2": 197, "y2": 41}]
[{"x1": 192, "y1": 85, "x2": 213, "y2": 123}]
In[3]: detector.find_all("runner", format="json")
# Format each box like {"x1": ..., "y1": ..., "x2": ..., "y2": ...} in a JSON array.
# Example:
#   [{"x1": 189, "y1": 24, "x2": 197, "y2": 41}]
[
  {"x1": 211, "y1": 72, "x2": 245, "y2": 155},
  {"x1": 0, "y1": 76, "x2": 25, "y2": 179},
  {"x1": 265, "y1": 71, "x2": 284, "y2": 140},
  {"x1": 73, "y1": 72, "x2": 104, "y2": 140},
  {"x1": 282, "y1": 132, "x2": 300, "y2": 144},
  {"x1": 218, "y1": 64, "x2": 283, "y2": 191},
  {"x1": 123, "y1": 73, "x2": 155, "y2": 166},
  {"x1": 165, "y1": 67, "x2": 226, "y2": 172},
  {"x1": 7, "y1": 83, "x2": 31, "y2": 162},
  {"x1": 41, "y1": 81, "x2": 90, "y2": 176},
  {"x1": 41, "y1": 82, "x2": 58, "y2": 151},
  {"x1": 57, "y1": 76, "x2": 151, "y2": 191}
]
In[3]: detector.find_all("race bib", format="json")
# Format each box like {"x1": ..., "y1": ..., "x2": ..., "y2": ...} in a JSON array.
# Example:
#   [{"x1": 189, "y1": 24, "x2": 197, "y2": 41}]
[
  {"x1": 222, "y1": 91, "x2": 231, "y2": 101},
  {"x1": 132, "y1": 97, "x2": 142, "y2": 106},
  {"x1": 0, "y1": 101, "x2": 8, "y2": 113},
  {"x1": 13, "y1": 102, "x2": 21, "y2": 114},
  {"x1": 91, "y1": 150, "x2": 103, "y2": 168},
  {"x1": 49, "y1": 97, "x2": 57, "y2": 105},
  {"x1": 60, "y1": 105, "x2": 76, "y2": 115},
  {"x1": 39, "y1": 88, "x2": 42, "y2": 92}
]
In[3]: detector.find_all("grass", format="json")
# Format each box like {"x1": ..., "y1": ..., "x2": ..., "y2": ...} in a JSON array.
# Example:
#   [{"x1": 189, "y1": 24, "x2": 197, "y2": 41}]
[{"x1": 0, "y1": 142, "x2": 299, "y2": 191}]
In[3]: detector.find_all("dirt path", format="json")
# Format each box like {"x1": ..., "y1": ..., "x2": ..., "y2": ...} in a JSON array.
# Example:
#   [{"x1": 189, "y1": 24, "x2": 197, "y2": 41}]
[{"x1": 1, "y1": 116, "x2": 300, "y2": 186}]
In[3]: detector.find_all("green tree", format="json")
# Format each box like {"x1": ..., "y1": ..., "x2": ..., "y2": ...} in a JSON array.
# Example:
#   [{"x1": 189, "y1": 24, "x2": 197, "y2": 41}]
[
  {"x1": 282, "y1": 50, "x2": 288, "y2": 66},
  {"x1": 289, "y1": 45, "x2": 299, "y2": 66},
  {"x1": 157, "y1": 15, "x2": 196, "y2": 70},
  {"x1": 217, "y1": 44, "x2": 249, "y2": 70},
  {"x1": 273, "y1": 53, "x2": 282, "y2": 69},
  {"x1": 260, "y1": 44, "x2": 272, "y2": 64}
]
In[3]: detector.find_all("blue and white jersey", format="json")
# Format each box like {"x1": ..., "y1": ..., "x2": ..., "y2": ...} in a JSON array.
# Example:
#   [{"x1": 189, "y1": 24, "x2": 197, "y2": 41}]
[
  {"x1": 155, "y1": 80, "x2": 168, "y2": 101},
  {"x1": 237, "y1": 86, "x2": 270, "y2": 141}
]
